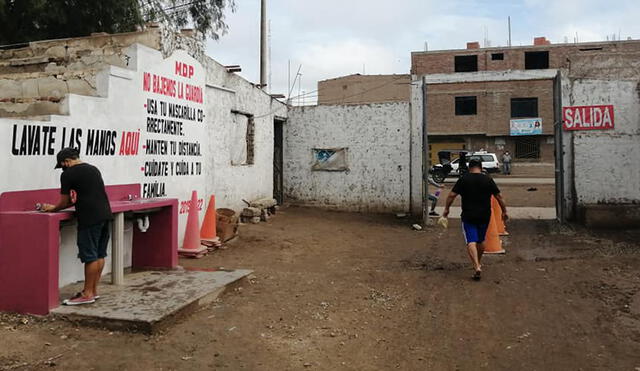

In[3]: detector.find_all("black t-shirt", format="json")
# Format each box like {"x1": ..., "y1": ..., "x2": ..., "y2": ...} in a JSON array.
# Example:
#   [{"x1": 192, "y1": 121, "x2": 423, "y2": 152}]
[
  {"x1": 451, "y1": 173, "x2": 500, "y2": 225},
  {"x1": 60, "y1": 163, "x2": 113, "y2": 228}
]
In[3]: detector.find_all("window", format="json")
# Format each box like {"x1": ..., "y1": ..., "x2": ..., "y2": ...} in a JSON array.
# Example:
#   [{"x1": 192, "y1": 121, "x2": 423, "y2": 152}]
[
  {"x1": 454, "y1": 55, "x2": 478, "y2": 72},
  {"x1": 579, "y1": 47, "x2": 603, "y2": 52},
  {"x1": 511, "y1": 98, "x2": 538, "y2": 118},
  {"x1": 231, "y1": 111, "x2": 255, "y2": 165},
  {"x1": 491, "y1": 53, "x2": 504, "y2": 60},
  {"x1": 455, "y1": 96, "x2": 477, "y2": 115},
  {"x1": 515, "y1": 137, "x2": 540, "y2": 159},
  {"x1": 525, "y1": 51, "x2": 549, "y2": 69}
]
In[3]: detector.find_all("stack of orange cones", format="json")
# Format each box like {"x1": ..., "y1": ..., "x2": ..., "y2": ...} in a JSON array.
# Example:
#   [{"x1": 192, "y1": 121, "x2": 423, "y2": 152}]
[
  {"x1": 492, "y1": 196, "x2": 509, "y2": 236},
  {"x1": 200, "y1": 195, "x2": 222, "y2": 252},
  {"x1": 484, "y1": 196, "x2": 506, "y2": 254},
  {"x1": 178, "y1": 190, "x2": 208, "y2": 258}
]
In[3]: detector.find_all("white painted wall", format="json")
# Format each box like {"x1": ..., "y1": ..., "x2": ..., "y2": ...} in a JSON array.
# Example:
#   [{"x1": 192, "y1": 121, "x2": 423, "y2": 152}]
[
  {"x1": 0, "y1": 43, "x2": 286, "y2": 286},
  {"x1": 285, "y1": 103, "x2": 411, "y2": 213},
  {"x1": 202, "y1": 58, "x2": 287, "y2": 212},
  {"x1": 58, "y1": 221, "x2": 133, "y2": 287},
  {"x1": 565, "y1": 79, "x2": 640, "y2": 204}
]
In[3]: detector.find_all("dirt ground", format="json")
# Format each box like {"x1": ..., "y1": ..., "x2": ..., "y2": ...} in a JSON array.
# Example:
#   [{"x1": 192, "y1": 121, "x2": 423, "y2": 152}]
[
  {"x1": 2, "y1": 207, "x2": 640, "y2": 370},
  {"x1": 444, "y1": 183, "x2": 555, "y2": 208},
  {"x1": 492, "y1": 163, "x2": 555, "y2": 179}
]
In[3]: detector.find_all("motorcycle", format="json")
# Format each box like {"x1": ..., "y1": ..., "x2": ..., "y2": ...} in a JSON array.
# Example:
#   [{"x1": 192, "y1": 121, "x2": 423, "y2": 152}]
[{"x1": 428, "y1": 150, "x2": 486, "y2": 183}]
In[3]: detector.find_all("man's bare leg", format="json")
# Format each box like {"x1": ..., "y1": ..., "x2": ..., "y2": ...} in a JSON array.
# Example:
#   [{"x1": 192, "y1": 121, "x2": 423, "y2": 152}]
[
  {"x1": 82, "y1": 260, "x2": 101, "y2": 297},
  {"x1": 477, "y1": 242, "x2": 485, "y2": 269},
  {"x1": 92, "y1": 258, "x2": 105, "y2": 297},
  {"x1": 466, "y1": 242, "x2": 482, "y2": 272}
]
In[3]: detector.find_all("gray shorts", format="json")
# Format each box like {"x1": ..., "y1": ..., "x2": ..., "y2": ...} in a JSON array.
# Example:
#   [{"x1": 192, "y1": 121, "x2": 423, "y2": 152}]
[{"x1": 77, "y1": 222, "x2": 110, "y2": 263}]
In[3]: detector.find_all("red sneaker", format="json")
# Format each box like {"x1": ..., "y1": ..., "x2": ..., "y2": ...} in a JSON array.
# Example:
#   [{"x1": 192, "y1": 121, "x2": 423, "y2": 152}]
[{"x1": 63, "y1": 293, "x2": 95, "y2": 306}]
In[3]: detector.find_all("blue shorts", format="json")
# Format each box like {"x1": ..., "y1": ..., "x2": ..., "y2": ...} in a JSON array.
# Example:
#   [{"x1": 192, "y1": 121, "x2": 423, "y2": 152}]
[
  {"x1": 462, "y1": 222, "x2": 489, "y2": 244},
  {"x1": 77, "y1": 222, "x2": 110, "y2": 263}
]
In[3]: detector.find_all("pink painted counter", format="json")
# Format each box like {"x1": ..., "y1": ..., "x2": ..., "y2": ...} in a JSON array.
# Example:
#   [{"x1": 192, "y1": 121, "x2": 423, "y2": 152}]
[{"x1": 0, "y1": 184, "x2": 178, "y2": 315}]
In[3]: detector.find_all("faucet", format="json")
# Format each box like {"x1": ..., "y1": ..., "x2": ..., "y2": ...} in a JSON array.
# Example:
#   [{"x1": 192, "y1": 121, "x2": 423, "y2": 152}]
[{"x1": 137, "y1": 215, "x2": 150, "y2": 232}]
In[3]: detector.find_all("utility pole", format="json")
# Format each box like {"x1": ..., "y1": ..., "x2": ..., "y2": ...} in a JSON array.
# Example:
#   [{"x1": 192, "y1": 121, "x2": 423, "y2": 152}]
[
  {"x1": 422, "y1": 76, "x2": 430, "y2": 227},
  {"x1": 260, "y1": 0, "x2": 267, "y2": 89},
  {"x1": 508, "y1": 16, "x2": 512, "y2": 47},
  {"x1": 268, "y1": 19, "x2": 272, "y2": 93}
]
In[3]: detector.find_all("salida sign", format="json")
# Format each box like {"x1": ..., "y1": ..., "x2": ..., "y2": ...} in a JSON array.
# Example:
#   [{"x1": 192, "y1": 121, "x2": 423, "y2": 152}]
[{"x1": 562, "y1": 105, "x2": 614, "y2": 131}]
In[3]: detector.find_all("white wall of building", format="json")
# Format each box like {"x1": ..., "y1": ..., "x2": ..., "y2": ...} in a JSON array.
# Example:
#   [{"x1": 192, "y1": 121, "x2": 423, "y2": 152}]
[
  {"x1": 285, "y1": 103, "x2": 411, "y2": 213},
  {"x1": 202, "y1": 58, "x2": 287, "y2": 212},
  {"x1": 565, "y1": 79, "x2": 640, "y2": 205},
  {"x1": 561, "y1": 53, "x2": 640, "y2": 213},
  {"x1": 0, "y1": 43, "x2": 286, "y2": 286}
]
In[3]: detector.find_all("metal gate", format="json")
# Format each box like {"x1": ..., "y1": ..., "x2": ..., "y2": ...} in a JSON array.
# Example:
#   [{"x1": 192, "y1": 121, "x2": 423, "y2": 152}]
[{"x1": 515, "y1": 136, "x2": 540, "y2": 159}]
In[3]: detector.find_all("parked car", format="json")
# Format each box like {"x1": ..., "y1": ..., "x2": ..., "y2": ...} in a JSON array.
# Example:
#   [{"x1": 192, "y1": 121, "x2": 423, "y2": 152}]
[
  {"x1": 449, "y1": 151, "x2": 501, "y2": 175},
  {"x1": 429, "y1": 150, "x2": 499, "y2": 182}
]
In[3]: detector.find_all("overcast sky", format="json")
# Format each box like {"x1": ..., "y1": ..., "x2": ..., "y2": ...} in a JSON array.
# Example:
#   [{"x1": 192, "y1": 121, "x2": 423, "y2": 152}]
[{"x1": 206, "y1": 0, "x2": 640, "y2": 104}]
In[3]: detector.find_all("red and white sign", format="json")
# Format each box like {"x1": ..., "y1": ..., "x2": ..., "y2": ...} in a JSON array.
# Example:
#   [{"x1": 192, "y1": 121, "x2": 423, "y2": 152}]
[{"x1": 562, "y1": 105, "x2": 614, "y2": 131}]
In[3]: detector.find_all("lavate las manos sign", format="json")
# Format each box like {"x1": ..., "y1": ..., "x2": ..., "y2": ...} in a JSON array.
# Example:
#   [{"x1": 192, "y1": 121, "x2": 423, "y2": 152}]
[{"x1": 563, "y1": 105, "x2": 614, "y2": 131}]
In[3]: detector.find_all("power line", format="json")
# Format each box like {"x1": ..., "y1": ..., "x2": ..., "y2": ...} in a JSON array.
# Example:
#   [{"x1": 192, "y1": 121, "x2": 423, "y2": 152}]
[{"x1": 253, "y1": 75, "x2": 408, "y2": 117}]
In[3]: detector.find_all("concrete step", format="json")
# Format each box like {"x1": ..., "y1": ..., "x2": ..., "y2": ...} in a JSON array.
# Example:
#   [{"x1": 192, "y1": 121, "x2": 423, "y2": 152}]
[{"x1": 52, "y1": 268, "x2": 252, "y2": 334}]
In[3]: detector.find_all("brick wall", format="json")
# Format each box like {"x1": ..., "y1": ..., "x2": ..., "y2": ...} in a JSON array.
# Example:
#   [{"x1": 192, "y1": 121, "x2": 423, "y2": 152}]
[
  {"x1": 412, "y1": 40, "x2": 640, "y2": 75},
  {"x1": 426, "y1": 79, "x2": 555, "y2": 136},
  {"x1": 318, "y1": 74, "x2": 410, "y2": 105}
]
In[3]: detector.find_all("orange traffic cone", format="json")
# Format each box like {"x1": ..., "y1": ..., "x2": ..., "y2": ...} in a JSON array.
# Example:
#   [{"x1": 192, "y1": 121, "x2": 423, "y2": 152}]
[
  {"x1": 178, "y1": 190, "x2": 207, "y2": 258},
  {"x1": 492, "y1": 196, "x2": 509, "y2": 236},
  {"x1": 200, "y1": 195, "x2": 221, "y2": 251},
  {"x1": 483, "y1": 198, "x2": 505, "y2": 254}
]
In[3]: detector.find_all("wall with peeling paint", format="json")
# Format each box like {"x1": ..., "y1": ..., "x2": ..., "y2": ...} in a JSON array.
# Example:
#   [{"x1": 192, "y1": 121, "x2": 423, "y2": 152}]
[
  {"x1": 285, "y1": 103, "x2": 411, "y2": 213},
  {"x1": 562, "y1": 52, "x2": 640, "y2": 226},
  {"x1": 0, "y1": 29, "x2": 287, "y2": 285},
  {"x1": 203, "y1": 58, "x2": 288, "y2": 212}
]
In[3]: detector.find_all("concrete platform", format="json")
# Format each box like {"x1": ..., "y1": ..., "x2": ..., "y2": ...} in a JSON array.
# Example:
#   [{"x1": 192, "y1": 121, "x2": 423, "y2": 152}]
[{"x1": 52, "y1": 269, "x2": 251, "y2": 333}]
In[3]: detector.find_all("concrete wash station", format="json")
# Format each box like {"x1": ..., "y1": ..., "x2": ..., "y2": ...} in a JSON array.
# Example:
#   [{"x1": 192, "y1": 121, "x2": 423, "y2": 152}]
[{"x1": 0, "y1": 184, "x2": 178, "y2": 315}]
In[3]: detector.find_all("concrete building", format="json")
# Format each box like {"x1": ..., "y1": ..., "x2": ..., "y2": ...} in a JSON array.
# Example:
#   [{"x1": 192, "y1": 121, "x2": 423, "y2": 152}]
[
  {"x1": 0, "y1": 26, "x2": 287, "y2": 285},
  {"x1": 412, "y1": 38, "x2": 640, "y2": 164},
  {"x1": 317, "y1": 74, "x2": 410, "y2": 105},
  {"x1": 409, "y1": 39, "x2": 640, "y2": 226},
  {"x1": 289, "y1": 37, "x2": 639, "y2": 227}
]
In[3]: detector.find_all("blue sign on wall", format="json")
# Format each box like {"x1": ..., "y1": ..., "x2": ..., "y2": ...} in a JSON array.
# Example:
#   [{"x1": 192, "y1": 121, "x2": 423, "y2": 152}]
[{"x1": 510, "y1": 118, "x2": 543, "y2": 136}]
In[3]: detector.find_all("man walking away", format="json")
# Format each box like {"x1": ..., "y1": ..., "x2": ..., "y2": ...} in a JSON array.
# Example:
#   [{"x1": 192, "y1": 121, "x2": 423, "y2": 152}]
[
  {"x1": 502, "y1": 151, "x2": 512, "y2": 175},
  {"x1": 442, "y1": 159, "x2": 508, "y2": 281},
  {"x1": 41, "y1": 148, "x2": 113, "y2": 305}
]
